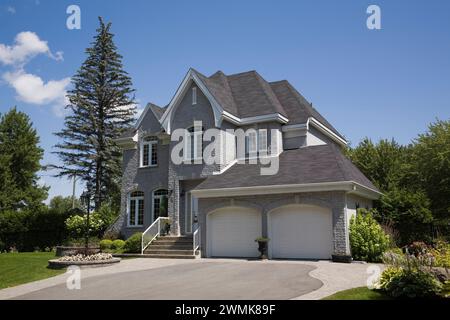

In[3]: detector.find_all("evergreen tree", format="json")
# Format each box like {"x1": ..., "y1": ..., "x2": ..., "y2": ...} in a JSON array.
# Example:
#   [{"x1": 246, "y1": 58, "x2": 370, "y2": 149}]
[
  {"x1": 0, "y1": 107, "x2": 48, "y2": 212},
  {"x1": 54, "y1": 17, "x2": 136, "y2": 210}
]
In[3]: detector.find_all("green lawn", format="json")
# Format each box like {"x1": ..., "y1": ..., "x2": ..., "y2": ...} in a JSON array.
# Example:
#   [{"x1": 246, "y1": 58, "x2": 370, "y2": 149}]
[
  {"x1": 0, "y1": 252, "x2": 65, "y2": 289},
  {"x1": 322, "y1": 287, "x2": 392, "y2": 300}
]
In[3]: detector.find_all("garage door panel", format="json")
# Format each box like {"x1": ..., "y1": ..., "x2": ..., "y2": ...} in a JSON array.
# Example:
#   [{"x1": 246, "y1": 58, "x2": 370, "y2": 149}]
[
  {"x1": 208, "y1": 207, "x2": 261, "y2": 258},
  {"x1": 270, "y1": 205, "x2": 332, "y2": 259}
]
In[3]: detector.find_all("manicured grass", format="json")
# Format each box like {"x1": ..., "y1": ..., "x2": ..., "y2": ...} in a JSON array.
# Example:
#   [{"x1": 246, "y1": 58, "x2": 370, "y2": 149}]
[
  {"x1": 322, "y1": 286, "x2": 392, "y2": 300},
  {"x1": 0, "y1": 252, "x2": 65, "y2": 289}
]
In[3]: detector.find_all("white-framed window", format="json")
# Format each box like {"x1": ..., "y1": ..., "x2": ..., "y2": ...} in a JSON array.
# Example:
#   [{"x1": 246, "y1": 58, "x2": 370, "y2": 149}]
[
  {"x1": 140, "y1": 136, "x2": 158, "y2": 167},
  {"x1": 152, "y1": 189, "x2": 168, "y2": 220},
  {"x1": 244, "y1": 129, "x2": 269, "y2": 158},
  {"x1": 192, "y1": 87, "x2": 197, "y2": 105},
  {"x1": 184, "y1": 125, "x2": 203, "y2": 162},
  {"x1": 258, "y1": 129, "x2": 268, "y2": 153},
  {"x1": 245, "y1": 130, "x2": 258, "y2": 157},
  {"x1": 128, "y1": 191, "x2": 144, "y2": 226}
]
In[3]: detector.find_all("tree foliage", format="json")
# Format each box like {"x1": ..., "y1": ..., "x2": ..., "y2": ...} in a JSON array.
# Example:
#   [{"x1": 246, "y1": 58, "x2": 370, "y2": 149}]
[
  {"x1": 0, "y1": 107, "x2": 47, "y2": 212},
  {"x1": 53, "y1": 17, "x2": 136, "y2": 210},
  {"x1": 347, "y1": 119, "x2": 450, "y2": 244}
]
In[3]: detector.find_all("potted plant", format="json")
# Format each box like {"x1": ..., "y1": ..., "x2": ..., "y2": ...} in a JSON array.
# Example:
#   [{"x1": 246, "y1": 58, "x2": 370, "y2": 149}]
[
  {"x1": 163, "y1": 218, "x2": 172, "y2": 235},
  {"x1": 255, "y1": 237, "x2": 270, "y2": 260}
]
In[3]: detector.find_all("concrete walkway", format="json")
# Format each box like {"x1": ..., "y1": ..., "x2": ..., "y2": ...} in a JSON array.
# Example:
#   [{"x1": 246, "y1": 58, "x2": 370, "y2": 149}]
[{"x1": 0, "y1": 258, "x2": 382, "y2": 300}]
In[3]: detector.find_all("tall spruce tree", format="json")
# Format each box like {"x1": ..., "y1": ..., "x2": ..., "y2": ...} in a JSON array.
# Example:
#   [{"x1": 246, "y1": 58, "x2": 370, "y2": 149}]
[
  {"x1": 0, "y1": 107, "x2": 48, "y2": 212},
  {"x1": 54, "y1": 17, "x2": 136, "y2": 210}
]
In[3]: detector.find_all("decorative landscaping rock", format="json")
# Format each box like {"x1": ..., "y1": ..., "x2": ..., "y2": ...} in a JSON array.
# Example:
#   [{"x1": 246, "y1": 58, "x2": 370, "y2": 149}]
[
  {"x1": 55, "y1": 246, "x2": 100, "y2": 257},
  {"x1": 48, "y1": 253, "x2": 120, "y2": 268}
]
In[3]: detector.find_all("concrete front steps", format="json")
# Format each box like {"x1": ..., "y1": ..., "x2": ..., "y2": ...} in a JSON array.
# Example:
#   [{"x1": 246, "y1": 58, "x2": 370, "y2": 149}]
[{"x1": 142, "y1": 235, "x2": 199, "y2": 259}]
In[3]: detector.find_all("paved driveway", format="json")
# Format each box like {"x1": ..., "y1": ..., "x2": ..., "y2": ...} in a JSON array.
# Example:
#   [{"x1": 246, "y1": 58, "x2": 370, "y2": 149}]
[{"x1": 12, "y1": 261, "x2": 322, "y2": 300}]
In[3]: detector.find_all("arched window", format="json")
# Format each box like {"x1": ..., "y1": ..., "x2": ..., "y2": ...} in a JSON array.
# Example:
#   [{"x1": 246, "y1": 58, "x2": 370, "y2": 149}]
[
  {"x1": 153, "y1": 189, "x2": 168, "y2": 220},
  {"x1": 128, "y1": 191, "x2": 144, "y2": 226}
]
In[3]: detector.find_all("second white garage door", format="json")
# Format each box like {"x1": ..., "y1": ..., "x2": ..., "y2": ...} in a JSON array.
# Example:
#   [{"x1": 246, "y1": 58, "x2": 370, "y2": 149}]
[
  {"x1": 207, "y1": 207, "x2": 261, "y2": 258},
  {"x1": 269, "y1": 204, "x2": 333, "y2": 259}
]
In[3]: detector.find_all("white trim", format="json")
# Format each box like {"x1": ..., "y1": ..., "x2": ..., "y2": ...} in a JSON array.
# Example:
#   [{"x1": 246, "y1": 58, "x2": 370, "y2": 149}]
[
  {"x1": 127, "y1": 192, "x2": 144, "y2": 227},
  {"x1": 139, "y1": 138, "x2": 158, "y2": 168},
  {"x1": 307, "y1": 117, "x2": 347, "y2": 146},
  {"x1": 212, "y1": 159, "x2": 238, "y2": 175},
  {"x1": 222, "y1": 111, "x2": 289, "y2": 126},
  {"x1": 160, "y1": 69, "x2": 223, "y2": 133},
  {"x1": 191, "y1": 181, "x2": 381, "y2": 199},
  {"x1": 134, "y1": 104, "x2": 152, "y2": 129}
]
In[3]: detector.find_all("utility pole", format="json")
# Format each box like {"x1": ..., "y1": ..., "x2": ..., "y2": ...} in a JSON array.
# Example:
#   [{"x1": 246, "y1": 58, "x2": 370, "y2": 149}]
[{"x1": 72, "y1": 175, "x2": 77, "y2": 209}]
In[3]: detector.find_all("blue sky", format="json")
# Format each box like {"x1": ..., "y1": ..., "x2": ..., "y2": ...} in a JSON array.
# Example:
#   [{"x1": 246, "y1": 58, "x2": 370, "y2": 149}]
[{"x1": 1, "y1": 0, "x2": 450, "y2": 202}]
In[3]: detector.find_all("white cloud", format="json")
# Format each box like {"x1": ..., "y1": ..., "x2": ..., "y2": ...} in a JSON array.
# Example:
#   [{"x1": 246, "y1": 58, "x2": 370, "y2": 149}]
[
  {"x1": 0, "y1": 31, "x2": 63, "y2": 66},
  {"x1": 7, "y1": 6, "x2": 16, "y2": 14},
  {"x1": 3, "y1": 70, "x2": 70, "y2": 116}
]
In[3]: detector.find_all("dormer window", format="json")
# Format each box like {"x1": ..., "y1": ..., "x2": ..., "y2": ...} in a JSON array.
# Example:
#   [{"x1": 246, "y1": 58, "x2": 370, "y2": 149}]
[
  {"x1": 192, "y1": 87, "x2": 197, "y2": 105},
  {"x1": 244, "y1": 129, "x2": 269, "y2": 158},
  {"x1": 140, "y1": 136, "x2": 158, "y2": 167}
]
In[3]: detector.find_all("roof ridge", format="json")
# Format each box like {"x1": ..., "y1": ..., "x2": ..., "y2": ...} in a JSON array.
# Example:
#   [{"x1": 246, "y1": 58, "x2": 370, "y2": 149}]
[
  {"x1": 226, "y1": 70, "x2": 258, "y2": 78},
  {"x1": 328, "y1": 144, "x2": 350, "y2": 181},
  {"x1": 252, "y1": 72, "x2": 288, "y2": 117}
]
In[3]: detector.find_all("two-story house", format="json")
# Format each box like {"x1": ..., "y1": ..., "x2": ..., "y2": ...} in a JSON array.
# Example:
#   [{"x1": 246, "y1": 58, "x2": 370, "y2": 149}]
[{"x1": 112, "y1": 68, "x2": 380, "y2": 260}]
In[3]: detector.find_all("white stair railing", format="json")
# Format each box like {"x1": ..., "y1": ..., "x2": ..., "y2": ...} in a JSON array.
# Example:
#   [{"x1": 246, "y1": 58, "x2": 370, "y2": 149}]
[
  {"x1": 141, "y1": 217, "x2": 170, "y2": 254},
  {"x1": 193, "y1": 223, "x2": 200, "y2": 254}
]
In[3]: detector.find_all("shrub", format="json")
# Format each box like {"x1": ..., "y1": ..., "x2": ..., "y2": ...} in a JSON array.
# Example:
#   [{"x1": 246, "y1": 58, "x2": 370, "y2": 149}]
[
  {"x1": 65, "y1": 212, "x2": 108, "y2": 239},
  {"x1": 381, "y1": 268, "x2": 442, "y2": 298},
  {"x1": 442, "y1": 281, "x2": 450, "y2": 298},
  {"x1": 111, "y1": 239, "x2": 125, "y2": 251},
  {"x1": 100, "y1": 239, "x2": 113, "y2": 250},
  {"x1": 378, "y1": 267, "x2": 403, "y2": 290},
  {"x1": 123, "y1": 233, "x2": 142, "y2": 253},
  {"x1": 430, "y1": 240, "x2": 450, "y2": 269},
  {"x1": 350, "y1": 209, "x2": 390, "y2": 262}
]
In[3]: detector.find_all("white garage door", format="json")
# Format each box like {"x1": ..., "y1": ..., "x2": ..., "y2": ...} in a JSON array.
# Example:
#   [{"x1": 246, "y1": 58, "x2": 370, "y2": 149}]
[
  {"x1": 207, "y1": 207, "x2": 261, "y2": 258},
  {"x1": 269, "y1": 205, "x2": 333, "y2": 259}
]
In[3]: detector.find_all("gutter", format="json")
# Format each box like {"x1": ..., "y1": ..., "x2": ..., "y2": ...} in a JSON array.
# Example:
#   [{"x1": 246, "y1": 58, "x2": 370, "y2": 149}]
[{"x1": 191, "y1": 181, "x2": 382, "y2": 200}]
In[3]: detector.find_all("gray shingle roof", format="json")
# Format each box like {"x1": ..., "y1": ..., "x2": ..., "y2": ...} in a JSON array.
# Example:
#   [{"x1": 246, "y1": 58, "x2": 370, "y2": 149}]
[
  {"x1": 149, "y1": 103, "x2": 165, "y2": 120},
  {"x1": 269, "y1": 80, "x2": 344, "y2": 139},
  {"x1": 191, "y1": 69, "x2": 344, "y2": 139},
  {"x1": 194, "y1": 144, "x2": 378, "y2": 192}
]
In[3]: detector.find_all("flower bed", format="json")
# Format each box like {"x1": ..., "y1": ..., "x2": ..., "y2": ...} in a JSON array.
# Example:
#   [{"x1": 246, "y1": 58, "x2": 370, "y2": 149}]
[
  {"x1": 58, "y1": 253, "x2": 113, "y2": 262},
  {"x1": 48, "y1": 253, "x2": 120, "y2": 268}
]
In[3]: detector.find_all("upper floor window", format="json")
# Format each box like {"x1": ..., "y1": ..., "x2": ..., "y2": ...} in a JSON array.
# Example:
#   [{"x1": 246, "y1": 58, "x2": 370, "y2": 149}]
[
  {"x1": 140, "y1": 136, "x2": 158, "y2": 167},
  {"x1": 192, "y1": 87, "x2": 197, "y2": 105},
  {"x1": 153, "y1": 189, "x2": 168, "y2": 220},
  {"x1": 185, "y1": 125, "x2": 203, "y2": 162},
  {"x1": 128, "y1": 191, "x2": 144, "y2": 226},
  {"x1": 245, "y1": 129, "x2": 268, "y2": 158}
]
